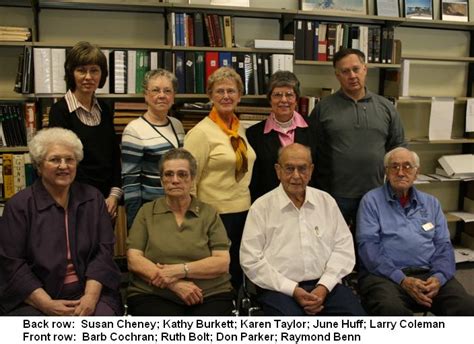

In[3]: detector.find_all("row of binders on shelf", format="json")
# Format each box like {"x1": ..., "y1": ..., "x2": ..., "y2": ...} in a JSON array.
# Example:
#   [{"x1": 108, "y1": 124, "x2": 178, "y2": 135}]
[
  {"x1": 168, "y1": 12, "x2": 234, "y2": 48},
  {"x1": 0, "y1": 152, "x2": 37, "y2": 200},
  {"x1": 15, "y1": 45, "x2": 293, "y2": 96},
  {"x1": 0, "y1": 102, "x2": 36, "y2": 147},
  {"x1": 0, "y1": 25, "x2": 31, "y2": 42},
  {"x1": 294, "y1": 20, "x2": 399, "y2": 64},
  {"x1": 105, "y1": 50, "x2": 292, "y2": 96}
]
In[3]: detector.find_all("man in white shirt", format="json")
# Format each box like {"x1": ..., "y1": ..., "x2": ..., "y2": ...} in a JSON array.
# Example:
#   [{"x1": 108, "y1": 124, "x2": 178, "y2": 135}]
[{"x1": 240, "y1": 143, "x2": 365, "y2": 315}]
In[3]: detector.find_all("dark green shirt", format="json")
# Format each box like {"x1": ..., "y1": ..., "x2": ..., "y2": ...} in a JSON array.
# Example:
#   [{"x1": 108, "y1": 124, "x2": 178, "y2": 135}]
[{"x1": 127, "y1": 196, "x2": 232, "y2": 301}]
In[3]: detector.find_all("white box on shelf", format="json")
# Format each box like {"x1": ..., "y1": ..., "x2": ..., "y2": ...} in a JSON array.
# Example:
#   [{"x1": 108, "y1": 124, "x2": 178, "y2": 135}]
[
  {"x1": 253, "y1": 39, "x2": 294, "y2": 50},
  {"x1": 438, "y1": 154, "x2": 474, "y2": 178}
]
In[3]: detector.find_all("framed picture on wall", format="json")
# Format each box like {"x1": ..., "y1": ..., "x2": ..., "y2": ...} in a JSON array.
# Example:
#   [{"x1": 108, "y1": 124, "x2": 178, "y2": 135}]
[
  {"x1": 300, "y1": 0, "x2": 367, "y2": 15},
  {"x1": 404, "y1": 0, "x2": 433, "y2": 20},
  {"x1": 376, "y1": 0, "x2": 400, "y2": 17},
  {"x1": 441, "y1": 0, "x2": 469, "y2": 22}
]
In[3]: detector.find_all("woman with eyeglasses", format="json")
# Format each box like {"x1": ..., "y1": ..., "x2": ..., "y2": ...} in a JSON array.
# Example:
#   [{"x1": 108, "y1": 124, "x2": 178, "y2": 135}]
[
  {"x1": 126, "y1": 148, "x2": 234, "y2": 316},
  {"x1": 48, "y1": 41, "x2": 122, "y2": 220},
  {"x1": 246, "y1": 70, "x2": 317, "y2": 202},
  {"x1": 0, "y1": 128, "x2": 123, "y2": 316},
  {"x1": 121, "y1": 69, "x2": 185, "y2": 228},
  {"x1": 184, "y1": 67, "x2": 256, "y2": 291}
]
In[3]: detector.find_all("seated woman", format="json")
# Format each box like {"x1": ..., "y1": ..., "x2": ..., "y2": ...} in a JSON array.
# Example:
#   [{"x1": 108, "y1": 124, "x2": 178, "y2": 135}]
[
  {"x1": 0, "y1": 128, "x2": 122, "y2": 316},
  {"x1": 126, "y1": 148, "x2": 234, "y2": 316}
]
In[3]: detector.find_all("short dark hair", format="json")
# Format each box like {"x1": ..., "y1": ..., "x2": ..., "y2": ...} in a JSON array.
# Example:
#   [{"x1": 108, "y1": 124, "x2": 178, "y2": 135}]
[
  {"x1": 64, "y1": 41, "x2": 108, "y2": 91},
  {"x1": 266, "y1": 70, "x2": 301, "y2": 101},
  {"x1": 158, "y1": 148, "x2": 197, "y2": 178},
  {"x1": 333, "y1": 48, "x2": 365, "y2": 68}
]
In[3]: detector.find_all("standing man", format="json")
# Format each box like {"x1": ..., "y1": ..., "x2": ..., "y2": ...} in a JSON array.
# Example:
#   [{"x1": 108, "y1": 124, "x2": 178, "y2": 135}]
[
  {"x1": 240, "y1": 143, "x2": 365, "y2": 316},
  {"x1": 357, "y1": 147, "x2": 474, "y2": 315},
  {"x1": 309, "y1": 48, "x2": 406, "y2": 229}
]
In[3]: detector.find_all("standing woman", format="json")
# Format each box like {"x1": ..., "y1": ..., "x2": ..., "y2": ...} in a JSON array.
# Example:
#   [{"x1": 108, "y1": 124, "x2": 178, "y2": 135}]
[
  {"x1": 49, "y1": 41, "x2": 122, "y2": 219},
  {"x1": 184, "y1": 67, "x2": 256, "y2": 290},
  {"x1": 246, "y1": 71, "x2": 317, "y2": 202},
  {"x1": 121, "y1": 69, "x2": 185, "y2": 228}
]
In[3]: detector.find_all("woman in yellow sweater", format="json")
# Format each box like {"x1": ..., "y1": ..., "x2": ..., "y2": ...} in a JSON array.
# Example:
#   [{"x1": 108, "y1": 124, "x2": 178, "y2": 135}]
[{"x1": 184, "y1": 67, "x2": 256, "y2": 290}]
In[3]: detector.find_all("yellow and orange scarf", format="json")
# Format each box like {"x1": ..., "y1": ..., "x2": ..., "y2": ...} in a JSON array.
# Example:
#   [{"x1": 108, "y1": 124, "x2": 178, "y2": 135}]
[{"x1": 209, "y1": 107, "x2": 248, "y2": 182}]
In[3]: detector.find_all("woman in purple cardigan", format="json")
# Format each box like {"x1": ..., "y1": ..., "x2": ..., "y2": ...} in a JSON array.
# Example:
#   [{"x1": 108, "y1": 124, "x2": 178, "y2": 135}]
[{"x1": 0, "y1": 128, "x2": 122, "y2": 316}]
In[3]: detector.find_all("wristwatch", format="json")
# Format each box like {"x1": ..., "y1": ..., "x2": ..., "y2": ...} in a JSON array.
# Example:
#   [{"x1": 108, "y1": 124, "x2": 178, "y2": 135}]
[{"x1": 183, "y1": 263, "x2": 189, "y2": 278}]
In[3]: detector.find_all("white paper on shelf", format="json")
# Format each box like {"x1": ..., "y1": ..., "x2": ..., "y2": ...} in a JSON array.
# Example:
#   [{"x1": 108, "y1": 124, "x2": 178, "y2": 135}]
[
  {"x1": 466, "y1": 98, "x2": 474, "y2": 133},
  {"x1": 454, "y1": 247, "x2": 474, "y2": 263},
  {"x1": 448, "y1": 211, "x2": 474, "y2": 222},
  {"x1": 429, "y1": 97, "x2": 454, "y2": 140}
]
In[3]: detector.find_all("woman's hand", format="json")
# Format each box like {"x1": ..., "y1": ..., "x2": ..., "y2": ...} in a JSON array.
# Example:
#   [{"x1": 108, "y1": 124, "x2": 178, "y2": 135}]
[
  {"x1": 74, "y1": 293, "x2": 100, "y2": 316},
  {"x1": 150, "y1": 263, "x2": 182, "y2": 288},
  {"x1": 168, "y1": 280, "x2": 203, "y2": 306},
  {"x1": 105, "y1": 195, "x2": 119, "y2": 219},
  {"x1": 43, "y1": 299, "x2": 80, "y2": 316}
]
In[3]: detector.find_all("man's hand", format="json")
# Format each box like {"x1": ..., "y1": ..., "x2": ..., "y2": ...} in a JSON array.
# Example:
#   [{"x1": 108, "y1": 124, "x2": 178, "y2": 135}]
[
  {"x1": 293, "y1": 287, "x2": 324, "y2": 315},
  {"x1": 168, "y1": 280, "x2": 203, "y2": 306},
  {"x1": 401, "y1": 277, "x2": 432, "y2": 308},
  {"x1": 423, "y1": 276, "x2": 441, "y2": 299}
]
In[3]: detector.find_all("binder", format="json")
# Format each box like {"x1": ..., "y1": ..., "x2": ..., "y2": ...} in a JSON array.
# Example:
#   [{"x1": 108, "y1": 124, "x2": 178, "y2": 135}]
[
  {"x1": 184, "y1": 51, "x2": 195, "y2": 94},
  {"x1": 109, "y1": 50, "x2": 127, "y2": 94},
  {"x1": 33, "y1": 48, "x2": 52, "y2": 94},
  {"x1": 195, "y1": 51, "x2": 205, "y2": 94},
  {"x1": 174, "y1": 51, "x2": 186, "y2": 94},
  {"x1": 294, "y1": 19, "x2": 305, "y2": 61},
  {"x1": 163, "y1": 51, "x2": 174, "y2": 72},
  {"x1": 51, "y1": 48, "x2": 66, "y2": 94},
  {"x1": 127, "y1": 50, "x2": 137, "y2": 94},
  {"x1": 205, "y1": 51, "x2": 219, "y2": 88},
  {"x1": 218, "y1": 52, "x2": 231, "y2": 67},
  {"x1": 243, "y1": 54, "x2": 255, "y2": 95},
  {"x1": 317, "y1": 23, "x2": 327, "y2": 61},
  {"x1": 21, "y1": 45, "x2": 33, "y2": 94},
  {"x1": 304, "y1": 20, "x2": 314, "y2": 61},
  {"x1": 136, "y1": 50, "x2": 149, "y2": 93}
]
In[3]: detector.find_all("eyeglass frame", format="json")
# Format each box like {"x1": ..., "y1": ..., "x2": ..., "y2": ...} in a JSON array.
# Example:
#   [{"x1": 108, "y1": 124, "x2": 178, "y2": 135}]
[
  {"x1": 271, "y1": 91, "x2": 297, "y2": 101},
  {"x1": 146, "y1": 88, "x2": 174, "y2": 97},
  {"x1": 213, "y1": 88, "x2": 239, "y2": 97},
  {"x1": 44, "y1": 156, "x2": 77, "y2": 167},
  {"x1": 386, "y1": 163, "x2": 418, "y2": 174}
]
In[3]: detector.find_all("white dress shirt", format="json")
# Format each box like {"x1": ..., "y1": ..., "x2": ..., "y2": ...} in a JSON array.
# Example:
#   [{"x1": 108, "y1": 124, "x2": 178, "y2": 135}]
[{"x1": 240, "y1": 184, "x2": 355, "y2": 296}]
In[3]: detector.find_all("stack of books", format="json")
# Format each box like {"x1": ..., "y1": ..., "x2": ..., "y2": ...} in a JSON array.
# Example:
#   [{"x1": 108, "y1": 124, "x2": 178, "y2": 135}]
[{"x1": 0, "y1": 26, "x2": 31, "y2": 42}]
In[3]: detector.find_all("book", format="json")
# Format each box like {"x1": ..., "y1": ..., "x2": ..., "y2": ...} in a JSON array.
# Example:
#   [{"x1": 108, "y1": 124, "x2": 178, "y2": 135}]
[
  {"x1": 193, "y1": 12, "x2": 205, "y2": 47},
  {"x1": 223, "y1": 16, "x2": 233, "y2": 48},
  {"x1": 12, "y1": 153, "x2": 25, "y2": 194},
  {"x1": 2, "y1": 153, "x2": 14, "y2": 199},
  {"x1": 21, "y1": 45, "x2": 33, "y2": 94},
  {"x1": 24, "y1": 102, "x2": 36, "y2": 143}
]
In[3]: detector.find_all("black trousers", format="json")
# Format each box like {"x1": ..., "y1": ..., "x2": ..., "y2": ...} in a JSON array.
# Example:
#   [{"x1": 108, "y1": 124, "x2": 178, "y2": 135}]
[
  {"x1": 220, "y1": 211, "x2": 248, "y2": 291},
  {"x1": 359, "y1": 272, "x2": 474, "y2": 315},
  {"x1": 127, "y1": 292, "x2": 235, "y2": 316}
]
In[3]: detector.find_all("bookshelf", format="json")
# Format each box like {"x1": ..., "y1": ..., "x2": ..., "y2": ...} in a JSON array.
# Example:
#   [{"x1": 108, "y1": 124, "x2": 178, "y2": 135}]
[{"x1": 0, "y1": 0, "x2": 473, "y2": 246}]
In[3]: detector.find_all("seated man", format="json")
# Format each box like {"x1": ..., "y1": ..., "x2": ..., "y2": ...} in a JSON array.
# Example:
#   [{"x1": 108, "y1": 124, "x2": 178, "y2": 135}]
[
  {"x1": 240, "y1": 143, "x2": 366, "y2": 316},
  {"x1": 357, "y1": 147, "x2": 474, "y2": 315}
]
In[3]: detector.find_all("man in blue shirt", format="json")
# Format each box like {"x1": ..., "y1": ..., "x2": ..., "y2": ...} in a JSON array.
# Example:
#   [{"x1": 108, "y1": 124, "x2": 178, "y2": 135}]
[{"x1": 356, "y1": 147, "x2": 474, "y2": 315}]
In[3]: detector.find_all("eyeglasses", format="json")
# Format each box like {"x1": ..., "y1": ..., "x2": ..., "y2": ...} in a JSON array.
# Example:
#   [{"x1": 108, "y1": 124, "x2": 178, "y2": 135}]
[
  {"x1": 279, "y1": 164, "x2": 310, "y2": 176},
  {"x1": 387, "y1": 163, "x2": 417, "y2": 173},
  {"x1": 337, "y1": 66, "x2": 364, "y2": 76},
  {"x1": 271, "y1": 91, "x2": 296, "y2": 101},
  {"x1": 214, "y1": 88, "x2": 238, "y2": 97},
  {"x1": 45, "y1": 156, "x2": 77, "y2": 167},
  {"x1": 147, "y1": 88, "x2": 174, "y2": 96},
  {"x1": 162, "y1": 170, "x2": 190, "y2": 180},
  {"x1": 75, "y1": 67, "x2": 101, "y2": 76}
]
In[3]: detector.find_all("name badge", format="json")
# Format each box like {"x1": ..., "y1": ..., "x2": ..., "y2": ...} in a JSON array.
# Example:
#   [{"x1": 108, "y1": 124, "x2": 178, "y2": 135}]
[{"x1": 422, "y1": 222, "x2": 434, "y2": 231}]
